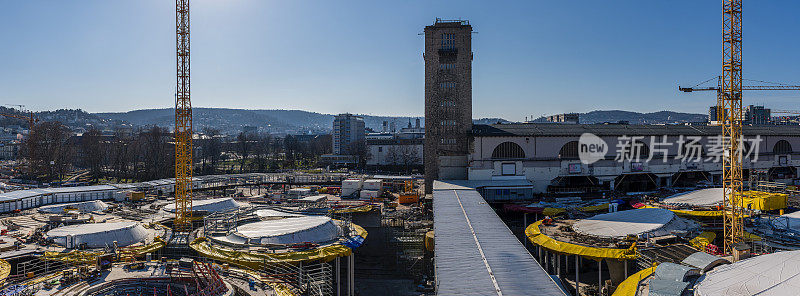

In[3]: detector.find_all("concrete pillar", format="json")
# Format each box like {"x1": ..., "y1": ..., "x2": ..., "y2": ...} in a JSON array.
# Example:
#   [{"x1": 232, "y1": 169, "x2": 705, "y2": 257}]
[
  {"x1": 598, "y1": 260, "x2": 603, "y2": 294},
  {"x1": 606, "y1": 259, "x2": 627, "y2": 286},
  {"x1": 523, "y1": 213, "x2": 528, "y2": 249},
  {"x1": 557, "y1": 253, "x2": 561, "y2": 277},
  {"x1": 349, "y1": 254, "x2": 355, "y2": 296},
  {"x1": 336, "y1": 257, "x2": 341, "y2": 296},
  {"x1": 624, "y1": 260, "x2": 628, "y2": 279},
  {"x1": 538, "y1": 246, "x2": 542, "y2": 263},
  {"x1": 575, "y1": 255, "x2": 580, "y2": 294}
]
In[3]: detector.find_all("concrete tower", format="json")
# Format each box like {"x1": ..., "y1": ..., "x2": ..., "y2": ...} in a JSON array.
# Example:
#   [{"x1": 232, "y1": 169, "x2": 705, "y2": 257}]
[{"x1": 424, "y1": 19, "x2": 473, "y2": 192}]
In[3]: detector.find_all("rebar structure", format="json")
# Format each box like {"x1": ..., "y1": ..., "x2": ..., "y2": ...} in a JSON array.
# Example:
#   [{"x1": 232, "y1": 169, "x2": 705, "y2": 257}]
[
  {"x1": 174, "y1": 0, "x2": 193, "y2": 232},
  {"x1": 721, "y1": 0, "x2": 744, "y2": 254}
]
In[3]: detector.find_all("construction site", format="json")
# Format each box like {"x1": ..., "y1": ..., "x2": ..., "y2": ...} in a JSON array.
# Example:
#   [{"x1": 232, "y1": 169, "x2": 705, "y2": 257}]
[{"x1": 3, "y1": 0, "x2": 800, "y2": 296}]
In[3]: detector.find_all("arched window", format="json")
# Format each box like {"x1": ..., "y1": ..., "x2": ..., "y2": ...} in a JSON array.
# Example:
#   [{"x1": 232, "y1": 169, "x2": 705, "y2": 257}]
[
  {"x1": 491, "y1": 142, "x2": 525, "y2": 159},
  {"x1": 559, "y1": 141, "x2": 579, "y2": 160},
  {"x1": 773, "y1": 140, "x2": 792, "y2": 154}
]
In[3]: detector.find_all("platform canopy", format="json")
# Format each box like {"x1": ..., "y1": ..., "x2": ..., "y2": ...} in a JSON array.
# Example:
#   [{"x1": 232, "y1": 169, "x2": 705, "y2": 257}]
[
  {"x1": 694, "y1": 250, "x2": 800, "y2": 296},
  {"x1": 572, "y1": 208, "x2": 697, "y2": 239}
]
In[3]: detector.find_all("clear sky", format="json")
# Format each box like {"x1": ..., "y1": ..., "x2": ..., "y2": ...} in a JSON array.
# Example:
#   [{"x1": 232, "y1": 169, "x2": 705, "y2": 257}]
[{"x1": 2, "y1": 1, "x2": 799, "y2": 121}]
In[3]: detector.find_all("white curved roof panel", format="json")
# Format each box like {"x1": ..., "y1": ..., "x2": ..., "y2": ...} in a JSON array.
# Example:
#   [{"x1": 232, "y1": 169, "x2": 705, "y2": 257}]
[{"x1": 694, "y1": 250, "x2": 800, "y2": 296}]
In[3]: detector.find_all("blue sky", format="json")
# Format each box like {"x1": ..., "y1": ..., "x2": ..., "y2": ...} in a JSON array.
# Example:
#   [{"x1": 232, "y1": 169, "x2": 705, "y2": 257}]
[{"x1": 2, "y1": 1, "x2": 799, "y2": 121}]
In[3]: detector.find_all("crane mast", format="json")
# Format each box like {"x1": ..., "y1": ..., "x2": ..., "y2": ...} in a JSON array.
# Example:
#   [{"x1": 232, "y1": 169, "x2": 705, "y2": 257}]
[
  {"x1": 721, "y1": 0, "x2": 743, "y2": 254},
  {"x1": 174, "y1": 0, "x2": 193, "y2": 232}
]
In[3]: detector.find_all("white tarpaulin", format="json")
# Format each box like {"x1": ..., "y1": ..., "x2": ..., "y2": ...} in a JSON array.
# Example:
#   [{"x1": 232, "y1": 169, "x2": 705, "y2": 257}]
[
  {"x1": 163, "y1": 197, "x2": 239, "y2": 213},
  {"x1": 694, "y1": 250, "x2": 800, "y2": 296},
  {"x1": 38, "y1": 200, "x2": 109, "y2": 214},
  {"x1": 662, "y1": 188, "x2": 724, "y2": 207},
  {"x1": 572, "y1": 208, "x2": 697, "y2": 238},
  {"x1": 225, "y1": 216, "x2": 340, "y2": 245},
  {"x1": 46, "y1": 221, "x2": 152, "y2": 248}
]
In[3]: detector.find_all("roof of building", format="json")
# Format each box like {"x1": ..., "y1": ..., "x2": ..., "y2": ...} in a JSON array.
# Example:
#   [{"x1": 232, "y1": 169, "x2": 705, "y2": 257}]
[
  {"x1": 472, "y1": 123, "x2": 800, "y2": 137},
  {"x1": 227, "y1": 216, "x2": 340, "y2": 245},
  {"x1": 572, "y1": 208, "x2": 699, "y2": 239},
  {"x1": 433, "y1": 181, "x2": 566, "y2": 296},
  {"x1": 661, "y1": 188, "x2": 725, "y2": 207},
  {"x1": 681, "y1": 251, "x2": 730, "y2": 272},
  {"x1": 694, "y1": 250, "x2": 800, "y2": 296}
]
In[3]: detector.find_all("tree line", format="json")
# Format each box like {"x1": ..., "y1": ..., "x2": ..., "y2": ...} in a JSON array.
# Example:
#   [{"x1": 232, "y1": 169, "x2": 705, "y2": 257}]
[{"x1": 20, "y1": 123, "x2": 333, "y2": 183}]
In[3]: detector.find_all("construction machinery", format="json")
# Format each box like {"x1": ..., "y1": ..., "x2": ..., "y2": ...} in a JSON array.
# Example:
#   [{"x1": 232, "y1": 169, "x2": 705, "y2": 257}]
[
  {"x1": 680, "y1": 78, "x2": 800, "y2": 124},
  {"x1": 0, "y1": 105, "x2": 38, "y2": 130},
  {"x1": 174, "y1": 0, "x2": 193, "y2": 232},
  {"x1": 680, "y1": 0, "x2": 800, "y2": 254}
]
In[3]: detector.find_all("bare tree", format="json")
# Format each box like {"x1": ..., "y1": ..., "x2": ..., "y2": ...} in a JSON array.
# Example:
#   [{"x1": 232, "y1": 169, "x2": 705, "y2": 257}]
[
  {"x1": 236, "y1": 132, "x2": 253, "y2": 172},
  {"x1": 80, "y1": 128, "x2": 104, "y2": 181},
  {"x1": 22, "y1": 122, "x2": 74, "y2": 182}
]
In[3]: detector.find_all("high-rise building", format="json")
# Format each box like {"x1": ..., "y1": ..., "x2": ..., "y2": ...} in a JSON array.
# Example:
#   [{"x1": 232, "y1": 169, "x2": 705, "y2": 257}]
[
  {"x1": 332, "y1": 113, "x2": 365, "y2": 155},
  {"x1": 424, "y1": 19, "x2": 473, "y2": 192},
  {"x1": 744, "y1": 105, "x2": 771, "y2": 125},
  {"x1": 546, "y1": 113, "x2": 580, "y2": 124}
]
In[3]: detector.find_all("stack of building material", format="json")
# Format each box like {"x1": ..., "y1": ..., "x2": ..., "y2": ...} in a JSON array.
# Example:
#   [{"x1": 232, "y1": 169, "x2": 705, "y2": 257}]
[
  {"x1": 341, "y1": 179, "x2": 363, "y2": 198},
  {"x1": 360, "y1": 179, "x2": 383, "y2": 199}
]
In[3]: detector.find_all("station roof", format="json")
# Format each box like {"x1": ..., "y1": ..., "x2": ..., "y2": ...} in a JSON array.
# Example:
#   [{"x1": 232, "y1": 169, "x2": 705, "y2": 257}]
[
  {"x1": 433, "y1": 181, "x2": 566, "y2": 296},
  {"x1": 472, "y1": 123, "x2": 800, "y2": 137}
]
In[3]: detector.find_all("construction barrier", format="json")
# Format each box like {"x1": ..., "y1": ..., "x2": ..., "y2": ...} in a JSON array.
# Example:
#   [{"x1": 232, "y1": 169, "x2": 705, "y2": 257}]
[
  {"x1": 270, "y1": 282, "x2": 298, "y2": 296},
  {"x1": 611, "y1": 265, "x2": 657, "y2": 296},
  {"x1": 42, "y1": 250, "x2": 106, "y2": 265},
  {"x1": 743, "y1": 231, "x2": 762, "y2": 242},
  {"x1": 190, "y1": 223, "x2": 368, "y2": 270},
  {"x1": 689, "y1": 231, "x2": 716, "y2": 250},
  {"x1": 0, "y1": 259, "x2": 9, "y2": 284},
  {"x1": 330, "y1": 204, "x2": 373, "y2": 214},
  {"x1": 424, "y1": 231, "x2": 434, "y2": 252},
  {"x1": 525, "y1": 220, "x2": 637, "y2": 261},
  {"x1": 641, "y1": 206, "x2": 723, "y2": 218},
  {"x1": 119, "y1": 237, "x2": 167, "y2": 258},
  {"x1": 507, "y1": 203, "x2": 611, "y2": 217},
  {"x1": 739, "y1": 191, "x2": 788, "y2": 211}
]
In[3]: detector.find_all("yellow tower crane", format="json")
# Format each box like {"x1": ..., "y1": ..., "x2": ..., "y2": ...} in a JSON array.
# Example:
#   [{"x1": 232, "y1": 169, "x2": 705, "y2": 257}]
[
  {"x1": 174, "y1": 0, "x2": 193, "y2": 232},
  {"x1": 680, "y1": 1, "x2": 800, "y2": 254},
  {"x1": 720, "y1": 0, "x2": 744, "y2": 255}
]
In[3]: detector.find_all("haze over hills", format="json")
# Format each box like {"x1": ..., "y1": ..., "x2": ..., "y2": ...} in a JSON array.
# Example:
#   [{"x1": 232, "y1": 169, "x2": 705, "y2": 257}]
[
  {"x1": 0, "y1": 108, "x2": 708, "y2": 135},
  {"x1": 532, "y1": 110, "x2": 708, "y2": 125},
  {"x1": 96, "y1": 108, "x2": 426, "y2": 135}
]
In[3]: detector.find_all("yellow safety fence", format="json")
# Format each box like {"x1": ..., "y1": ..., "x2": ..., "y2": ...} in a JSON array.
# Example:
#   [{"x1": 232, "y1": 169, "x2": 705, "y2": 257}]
[
  {"x1": 42, "y1": 250, "x2": 106, "y2": 265},
  {"x1": 119, "y1": 237, "x2": 167, "y2": 257},
  {"x1": 541, "y1": 203, "x2": 611, "y2": 216},
  {"x1": 190, "y1": 223, "x2": 368, "y2": 270},
  {"x1": 525, "y1": 220, "x2": 637, "y2": 261},
  {"x1": 641, "y1": 206, "x2": 723, "y2": 218},
  {"x1": 331, "y1": 205, "x2": 373, "y2": 214},
  {"x1": 42, "y1": 237, "x2": 167, "y2": 264},
  {"x1": 0, "y1": 259, "x2": 9, "y2": 284},
  {"x1": 612, "y1": 265, "x2": 657, "y2": 296},
  {"x1": 270, "y1": 282, "x2": 298, "y2": 296},
  {"x1": 689, "y1": 231, "x2": 716, "y2": 250}
]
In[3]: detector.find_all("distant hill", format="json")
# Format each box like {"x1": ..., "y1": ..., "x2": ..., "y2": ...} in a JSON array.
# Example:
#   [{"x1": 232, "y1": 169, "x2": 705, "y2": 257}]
[
  {"x1": 533, "y1": 110, "x2": 707, "y2": 125},
  {"x1": 95, "y1": 108, "x2": 427, "y2": 135},
  {"x1": 579, "y1": 110, "x2": 707, "y2": 124}
]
